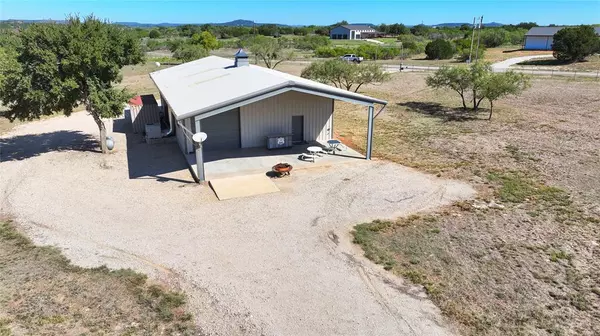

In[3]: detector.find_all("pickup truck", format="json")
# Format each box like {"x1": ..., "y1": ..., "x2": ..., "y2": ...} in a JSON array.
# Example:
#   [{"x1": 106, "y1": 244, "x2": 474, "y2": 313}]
[{"x1": 339, "y1": 54, "x2": 363, "y2": 63}]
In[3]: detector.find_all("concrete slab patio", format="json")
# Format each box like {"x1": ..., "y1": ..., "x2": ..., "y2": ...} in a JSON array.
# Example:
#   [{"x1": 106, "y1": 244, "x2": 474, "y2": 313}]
[
  {"x1": 0, "y1": 112, "x2": 476, "y2": 336},
  {"x1": 186, "y1": 142, "x2": 364, "y2": 180}
]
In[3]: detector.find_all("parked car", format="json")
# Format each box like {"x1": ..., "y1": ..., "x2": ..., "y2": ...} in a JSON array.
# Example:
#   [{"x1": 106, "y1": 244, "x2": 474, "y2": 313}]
[{"x1": 340, "y1": 54, "x2": 363, "y2": 63}]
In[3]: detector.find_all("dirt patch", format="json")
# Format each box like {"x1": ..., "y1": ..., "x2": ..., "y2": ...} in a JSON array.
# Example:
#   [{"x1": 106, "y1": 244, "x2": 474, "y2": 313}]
[
  {"x1": 0, "y1": 219, "x2": 198, "y2": 335},
  {"x1": 339, "y1": 72, "x2": 600, "y2": 335}
]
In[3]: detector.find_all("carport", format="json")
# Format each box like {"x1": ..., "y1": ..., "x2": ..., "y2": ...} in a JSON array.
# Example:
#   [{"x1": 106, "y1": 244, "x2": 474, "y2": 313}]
[{"x1": 150, "y1": 50, "x2": 387, "y2": 182}]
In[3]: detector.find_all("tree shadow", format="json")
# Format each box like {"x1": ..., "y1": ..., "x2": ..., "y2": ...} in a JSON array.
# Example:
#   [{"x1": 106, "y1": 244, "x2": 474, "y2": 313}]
[
  {"x1": 398, "y1": 102, "x2": 478, "y2": 121},
  {"x1": 502, "y1": 48, "x2": 526, "y2": 53},
  {"x1": 0, "y1": 131, "x2": 99, "y2": 162},
  {"x1": 517, "y1": 59, "x2": 569, "y2": 66}
]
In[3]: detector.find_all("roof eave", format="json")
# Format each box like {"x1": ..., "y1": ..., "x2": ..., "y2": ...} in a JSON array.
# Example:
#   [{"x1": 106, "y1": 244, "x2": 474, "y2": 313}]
[{"x1": 173, "y1": 81, "x2": 387, "y2": 121}]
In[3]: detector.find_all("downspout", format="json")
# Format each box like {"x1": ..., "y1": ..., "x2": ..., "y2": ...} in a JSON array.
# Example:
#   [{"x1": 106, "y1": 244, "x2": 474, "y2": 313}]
[{"x1": 162, "y1": 98, "x2": 175, "y2": 137}]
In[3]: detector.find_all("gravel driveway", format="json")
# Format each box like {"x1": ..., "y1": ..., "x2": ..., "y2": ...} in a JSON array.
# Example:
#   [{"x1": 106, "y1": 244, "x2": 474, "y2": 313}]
[{"x1": 0, "y1": 112, "x2": 475, "y2": 335}]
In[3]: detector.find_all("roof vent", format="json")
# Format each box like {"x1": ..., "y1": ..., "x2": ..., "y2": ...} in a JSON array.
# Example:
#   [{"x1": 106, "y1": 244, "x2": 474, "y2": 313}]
[{"x1": 234, "y1": 49, "x2": 249, "y2": 67}]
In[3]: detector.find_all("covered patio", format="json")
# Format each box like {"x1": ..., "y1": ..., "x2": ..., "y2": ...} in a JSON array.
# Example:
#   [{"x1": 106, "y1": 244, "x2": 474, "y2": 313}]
[{"x1": 184, "y1": 141, "x2": 364, "y2": 180}]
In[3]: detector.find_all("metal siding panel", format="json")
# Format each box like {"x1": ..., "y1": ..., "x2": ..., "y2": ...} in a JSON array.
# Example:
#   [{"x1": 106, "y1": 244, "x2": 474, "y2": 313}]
[
  {"x1": 239, "y1": 91, "x2": 332, "y2": 148},
  {"x1": 524, "y1": 36, "x2": 552, "y2": 50}
]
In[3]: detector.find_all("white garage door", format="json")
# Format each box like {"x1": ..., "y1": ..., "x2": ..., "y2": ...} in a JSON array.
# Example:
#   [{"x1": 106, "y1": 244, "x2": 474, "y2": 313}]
[{"x1": 524, "y1": 36, "x2": 551, "y2": 50}]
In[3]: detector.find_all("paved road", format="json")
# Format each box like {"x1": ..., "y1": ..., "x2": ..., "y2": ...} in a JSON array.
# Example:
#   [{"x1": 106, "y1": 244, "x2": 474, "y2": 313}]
[{"x1": 382, "y1": 56, "x2": 599, "y2": 78}]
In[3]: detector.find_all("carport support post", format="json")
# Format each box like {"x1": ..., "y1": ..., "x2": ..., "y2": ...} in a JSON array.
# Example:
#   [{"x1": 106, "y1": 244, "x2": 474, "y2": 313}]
[
  {"x1": 194, "y1": 119, "x2": 205, "y2": 182},
  {"x1": 366, "y1": 105, "x2": 374, "y2": 160}
]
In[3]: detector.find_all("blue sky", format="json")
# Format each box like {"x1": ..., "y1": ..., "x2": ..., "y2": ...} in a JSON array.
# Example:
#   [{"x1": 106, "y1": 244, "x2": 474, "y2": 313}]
[{"x1": 1, "y1": 0, "x2": 599, "y2": 25}]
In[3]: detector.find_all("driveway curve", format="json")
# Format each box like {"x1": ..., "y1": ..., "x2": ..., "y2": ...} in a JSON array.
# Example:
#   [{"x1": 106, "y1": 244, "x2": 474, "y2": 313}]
[
  {"x1": 0, "y1": 112, "x2": 475, "y2": 335},
  {"x1": 491, "y1": 54, "x2": 553, "y2": 71}
]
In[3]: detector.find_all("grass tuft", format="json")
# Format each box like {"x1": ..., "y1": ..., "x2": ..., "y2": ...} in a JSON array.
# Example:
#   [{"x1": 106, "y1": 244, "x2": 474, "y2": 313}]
[{"x1": 0, "y1": 220, "x2": 198, "y2": 334}]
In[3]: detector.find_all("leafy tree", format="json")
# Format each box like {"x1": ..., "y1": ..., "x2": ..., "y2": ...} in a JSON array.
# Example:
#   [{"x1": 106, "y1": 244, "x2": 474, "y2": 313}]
[
  {"x1": 480, "y1": 71, "x2": 530, "y2": 119},
  {"x1": 190, "y1": 31, "x2": 219, "y2": 50},
  {"x1": 479, "y1": 28, "x2": 509, "y2": 47},
  {"x1": 389, "y1": 23, "x2": 409, "y2": 35},
  {"x1": 257, "y1": 24, "x2": 279, "y2": 37},
  {"x1": 0, "y1": 15, "x2": 143, "y2": 153},
  {"x1": 296, "y1": 35, "x2": 330, "y2": 50},
  {"x1": 148, "y1": 29, "x2": 161, "y2": 39},
  {"x1": 454, "y1": 38, "x2": 485, "y2": 62},
  {"x1": 248, "y1": 36, "x2": 294, "y2": 69},
  {"x1": 301, "y1": 59, "x2": 389, "y2": 92},
  {"x1": 516, "y1": 22, "x2": 538, "y2": 30},
  {"x1": 426, "y1": 62, "x2": 530, "y2": 115},
  {"x1": 173, "y1": 44, "x2": 209, "y2": 62},
  {"x1": 410, "y1": 24, "x2": 431, "y2": 36},
  {"x1": 552, "y1": 25, "x2": 600, "y2": 62},
  {"x1": 425, "y1": 39, "x2": 455, "y2": 60},
  {"x1": 426, "y1": 66, "x2": 472, "y2": 109}
]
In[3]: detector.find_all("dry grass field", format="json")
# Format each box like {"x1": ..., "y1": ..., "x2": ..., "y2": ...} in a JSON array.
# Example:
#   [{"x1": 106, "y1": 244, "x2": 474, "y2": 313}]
[
  {"x1": 334, "y1": 72, "x2": 600, "y2": 335},
  {"x1": 0, "y1": 219, "x2": 198, "y2": 335}
]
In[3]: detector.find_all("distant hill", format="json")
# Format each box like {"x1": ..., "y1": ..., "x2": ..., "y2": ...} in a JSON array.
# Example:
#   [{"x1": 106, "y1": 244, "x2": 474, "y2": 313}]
[
  {"x1": 433, "y1": 22, "x2": 504, "y2": 27},
  {"x1": 0, "y1": 19, "x2": 506, "y2": 29}
]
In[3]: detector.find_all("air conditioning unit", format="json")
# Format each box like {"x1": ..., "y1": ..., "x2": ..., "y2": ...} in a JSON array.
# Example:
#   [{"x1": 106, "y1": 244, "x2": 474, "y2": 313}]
[{"x1": 145, "y1": 123, "x2": 162, "y2": 140}]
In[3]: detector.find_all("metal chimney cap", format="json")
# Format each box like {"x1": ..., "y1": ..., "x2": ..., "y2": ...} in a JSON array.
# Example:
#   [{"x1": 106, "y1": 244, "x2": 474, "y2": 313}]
[{"x1": 234, "y1": 49, "x2": 248, "y2": 58}]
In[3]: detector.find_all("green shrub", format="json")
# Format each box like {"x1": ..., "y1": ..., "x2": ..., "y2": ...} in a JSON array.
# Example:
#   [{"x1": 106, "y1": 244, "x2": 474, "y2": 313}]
[
  {"x1": 149, "y1": 29, "x2": 161, "y2": 39},
  {"x1": 425, "y1": 39, "x2": 455, "y2": 60},
  {"x1": 454, "y1": 38, "x2": 486, "y2": 62},
  {"x1": 314, "y1": 46, "x2": 354, "y2": 58},
  {"x1": 296, "y1": 35, "x2": 331, "y2": 50},
  {"x1": 552, "y1": 25, "x2": 600, "y2": 62}
]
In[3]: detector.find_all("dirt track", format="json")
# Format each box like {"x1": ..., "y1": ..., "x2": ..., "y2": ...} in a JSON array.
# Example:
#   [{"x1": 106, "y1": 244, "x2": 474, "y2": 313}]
[{"x1": 0, "y1": 112, "x2": 475, "y2": 335}]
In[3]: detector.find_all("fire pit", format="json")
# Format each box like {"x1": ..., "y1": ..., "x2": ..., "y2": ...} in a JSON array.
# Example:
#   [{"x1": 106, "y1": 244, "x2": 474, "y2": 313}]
[{"x1": 272, "y1": 163, "x2": 293, "y2": 177}]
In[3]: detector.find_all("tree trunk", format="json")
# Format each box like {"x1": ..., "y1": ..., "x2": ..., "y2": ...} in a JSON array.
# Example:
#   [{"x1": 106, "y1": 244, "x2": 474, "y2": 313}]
[
  {"x1": 459, "y1": 93, "x2": 467, "y2": 109},
  {"x1": 90, "y1": 109, "x2": 108, "y2": 153},
  {"x1": 472, "y1": 89, "x2": 477, "y2": 110},
  {"x1": 488, "y1": 101, "x2": 493, "y2": 120}
]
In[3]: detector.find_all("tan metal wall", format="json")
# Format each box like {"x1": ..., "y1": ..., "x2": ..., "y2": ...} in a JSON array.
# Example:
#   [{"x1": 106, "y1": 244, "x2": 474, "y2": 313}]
[{"x1": 239, "y1": 91, "x2": 333, "y2": 148}]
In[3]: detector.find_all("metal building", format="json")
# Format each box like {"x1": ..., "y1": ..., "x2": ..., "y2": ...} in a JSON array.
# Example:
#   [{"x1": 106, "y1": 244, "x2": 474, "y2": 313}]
[
  {"x1": 150, "y1": 50, "x2": 387, "y2": 182},
  {"x1": 524, "y1": 26, "x2": 600, "y2": 50}
]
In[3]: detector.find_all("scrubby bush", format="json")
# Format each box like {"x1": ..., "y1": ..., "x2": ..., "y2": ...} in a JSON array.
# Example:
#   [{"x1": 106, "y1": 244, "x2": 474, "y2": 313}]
[
  {"x1": 314, "y1": 46, "x2": 354, "y2": 58},
  {"x1": 149, "y1": 29, "x2": 161, "y2": 39},
  {"x1": 145, "y1": 39, "x2": 169, "y2": 51},
  {"x1": 454, "y1": 38, "x2": 486, "y2": 62},
  {"x1": 173, "y1": 44, "x2": 209, "y2": 62},
  {"x1": 356, "y1": 44, "x2": 401, "y2": 60},
  {"x1": 552, "y1": 25, "x2": 600, "y2": 62},
  {"x1": 425, "y1": 39, "x2": 455, "y2": 60},
  {"x1": 296, "y1": 35, "x2": 331, "y2": 50},
  {"x1": 479, "y1": 29, "x2": 510, "y2": 47}
]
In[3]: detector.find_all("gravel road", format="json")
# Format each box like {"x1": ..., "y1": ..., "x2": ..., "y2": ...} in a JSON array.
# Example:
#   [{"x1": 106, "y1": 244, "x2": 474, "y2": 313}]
[{"x1": 0, "y1": 112, "x2": 475, "y2": 335}]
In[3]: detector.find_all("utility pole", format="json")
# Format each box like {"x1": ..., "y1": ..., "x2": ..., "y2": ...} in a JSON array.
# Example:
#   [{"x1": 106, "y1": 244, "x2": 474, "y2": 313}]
[
  {"x1": 468, "y1": 17, "x2": 476, "y2": 63},
  {"x1": 475, "y1": 16, "x2": 483, "y2": 62}
]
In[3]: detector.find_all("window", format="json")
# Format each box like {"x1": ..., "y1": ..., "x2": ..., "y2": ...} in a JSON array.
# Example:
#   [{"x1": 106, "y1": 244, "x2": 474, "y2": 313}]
[{"x1": 343, "y1": 34, "x2": 347, "y2": 39}]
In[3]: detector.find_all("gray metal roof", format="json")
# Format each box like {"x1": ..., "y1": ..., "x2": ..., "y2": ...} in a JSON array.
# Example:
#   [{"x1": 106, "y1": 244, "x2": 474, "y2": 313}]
[
  {"x1": 150, "y1": 56, "x2": 387, "y2": 120},
  {"x1": 340, "y1": 24, "x2": 376, "y2": 30},
  {"x1": 526, "y1": 26, "x2": 600, "y2": 36}
]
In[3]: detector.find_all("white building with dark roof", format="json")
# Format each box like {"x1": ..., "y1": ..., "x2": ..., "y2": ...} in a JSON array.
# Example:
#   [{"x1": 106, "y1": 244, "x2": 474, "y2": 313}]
[
  {"x1": 524, "y1": 26, "x2": 600, "y2": 50},
  {"x1": 329, "y1": 24, "x2": 378, "y2": 40}
]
